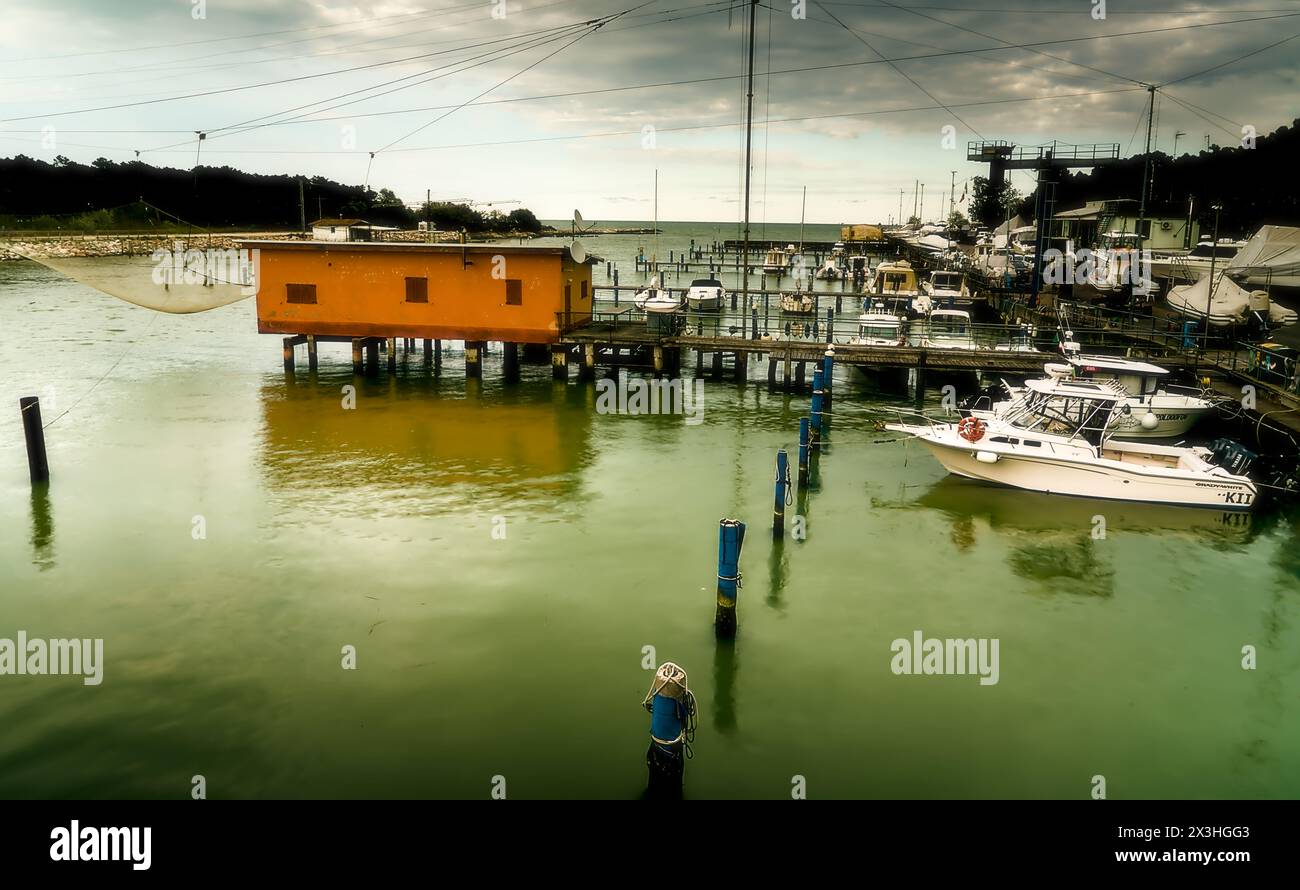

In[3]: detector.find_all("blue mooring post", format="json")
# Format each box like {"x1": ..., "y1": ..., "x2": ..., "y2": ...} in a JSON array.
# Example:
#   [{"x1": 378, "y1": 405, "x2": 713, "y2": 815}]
[
  {"x1": 714, "y1": 519, "x2": 746, "y2": 638},
  {"x1": 822, "y1": 348, "x2": 834, "y2": 437},
  {"x1": 773, "y1": 449, "x2": 789, "y2": 538},
  {"x1": 642, "y1": 662, "x2": 695, "y2": 798},
  {"x1": 810, "y1": 368, "x2": 824, "y2": 453},
  {"x1": 798, "y1": 418, "x2": 810, "y2": 486}
]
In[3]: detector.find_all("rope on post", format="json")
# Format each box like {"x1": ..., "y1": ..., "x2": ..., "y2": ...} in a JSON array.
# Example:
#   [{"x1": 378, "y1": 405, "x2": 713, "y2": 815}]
[
  {"x1": 642, "y1": 662, "x2": 697, "y2": 797},
  {"x1": 714, "y1": 519, "x2": 746, "y2": 638}
]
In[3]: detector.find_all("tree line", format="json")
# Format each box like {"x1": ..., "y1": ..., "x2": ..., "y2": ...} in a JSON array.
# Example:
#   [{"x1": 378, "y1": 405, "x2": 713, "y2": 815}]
[{"x1": 0, "y1": 155, "x2": 546, "y2": 234}]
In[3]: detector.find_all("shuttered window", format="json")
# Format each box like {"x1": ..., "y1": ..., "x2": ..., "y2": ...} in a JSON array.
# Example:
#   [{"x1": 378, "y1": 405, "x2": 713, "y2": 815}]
[
  {"x1": 405, "y1": 277, "x2": 428, "y2": 303},
  {"x1": 505, "y1": 279, "x2": 523, "y2": 305},
  {"x1": 286, "y1": 283, "x2": 317, "y2": 304},
  {"x1": 581, "y1": 280, "x2": 589, "y2": 301}
]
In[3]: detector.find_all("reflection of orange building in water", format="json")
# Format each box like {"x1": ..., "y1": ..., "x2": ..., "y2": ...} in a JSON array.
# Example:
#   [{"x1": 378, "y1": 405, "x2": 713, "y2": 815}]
[{"x1": 238, "y1": 240, "x2": 593, "y2": 375}]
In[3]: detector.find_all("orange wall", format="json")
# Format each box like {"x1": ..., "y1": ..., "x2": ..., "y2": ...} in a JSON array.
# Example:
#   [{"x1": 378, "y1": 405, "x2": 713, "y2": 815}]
[{"x1": 251, "y1": 244, "x2": 592, "y2": 343}]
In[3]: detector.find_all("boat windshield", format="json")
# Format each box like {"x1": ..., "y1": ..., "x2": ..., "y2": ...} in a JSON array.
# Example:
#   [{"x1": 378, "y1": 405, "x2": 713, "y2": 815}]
[
  {"x1": 1004, "y1": 391, "x2": 1114, "y2": 446},
  {"x1": 859, "y1": 323, "x2": 900, "y2": 340},
  {"x1": 1188, "y1": 243, "x2": 1239, "y2": 259},
  {"x1": 876, "y1": 272, "x2": 914, "y2": 293},
  {"x1": 930, "y1": 316, "x2": 969, "y2": 336},
  {"x1": 931, "y1": 273, "x2": 962, "y2": 289},
  {"x1": 690, "y1": 279, "x2": 722, "y2": 288}
]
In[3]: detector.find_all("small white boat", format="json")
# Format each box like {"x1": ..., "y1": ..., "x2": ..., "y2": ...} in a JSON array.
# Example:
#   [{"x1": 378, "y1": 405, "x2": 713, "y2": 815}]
[
  {"x1": 816, "y1": 257, "x2": 846, "y2": 281},
  {"x1": 921, "y1": 270, "x2": 972, "y2": 306},
  {"x1": 909, "y1": 308, "x2": 975, "y2": 350},
  {"x1": 762, "y1": 245, "x2": 790, "y2": 275},
  {"x1": 633, "y1": 276, "x2": 684, "y2": 314},
  {"x1": 684, "y1": 277, "x2": 726, "y2": 311},
  {"x1": 1149, "y1": 239, "x2": 1246, "y2": 283},
  {"x1": 888, "y1": 376, "x2": 1258, "y2": 510},
  {"x1": 1167, "y1": 271, "x2": 1297, "y2": 328},
  {"x1": 970, "y1": 350, "x2": 1216, "y2": 438},
  {"x1": 849, "y1": 301, "x2": 906, "y2": 346}
]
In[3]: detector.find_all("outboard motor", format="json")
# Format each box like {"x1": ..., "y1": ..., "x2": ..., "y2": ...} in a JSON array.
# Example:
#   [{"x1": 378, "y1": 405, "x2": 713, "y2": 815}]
[{"x1": 1208, "y1": 438, "x2": 1257, "y2": 477}]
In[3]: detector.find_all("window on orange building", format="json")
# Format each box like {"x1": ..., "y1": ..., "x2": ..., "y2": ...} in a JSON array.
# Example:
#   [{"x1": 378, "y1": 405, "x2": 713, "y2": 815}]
[
  {"x1": 581, "y1": 280, "x2": 589, "y2": 302},
  {"x1": 505, "y1": 279, "x2": 523, "y2": 305},
  {"x1": 286, "y1": 283, "x2": 317, "y2": 304},
  {"x1": 405, "y1": 277, "x2": 428, "y2": 303}
]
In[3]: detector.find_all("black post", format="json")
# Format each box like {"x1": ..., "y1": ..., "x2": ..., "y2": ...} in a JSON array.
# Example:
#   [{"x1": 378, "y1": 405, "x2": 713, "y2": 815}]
[{"x1": 20, "y1": 397, "x2": 50, "y2": 484}]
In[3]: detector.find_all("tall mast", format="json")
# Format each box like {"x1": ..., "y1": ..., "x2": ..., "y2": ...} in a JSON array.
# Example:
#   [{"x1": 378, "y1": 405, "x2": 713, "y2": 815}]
[
  {"x1": 799, "y1": 185, "x2": 806, "y2": 253},
  {"x1": 740, "y1": 0, "x2": 758, "y2": 309},
  {"x1": 1137, "y1": 84, "x2": 1155, "y2": 256},
  {"x1": 653, "y1": 167, "x2": 658, "y2": 282}
]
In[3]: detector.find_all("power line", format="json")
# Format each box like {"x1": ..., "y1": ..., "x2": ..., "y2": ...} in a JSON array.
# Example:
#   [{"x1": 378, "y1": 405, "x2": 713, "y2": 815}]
[{"x1": 1158, "y1": 27, "x2": 1300, "y2": 86}]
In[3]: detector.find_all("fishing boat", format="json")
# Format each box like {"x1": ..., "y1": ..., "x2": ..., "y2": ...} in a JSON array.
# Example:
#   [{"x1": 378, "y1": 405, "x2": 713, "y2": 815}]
[
  {"x1": 909, "y1": 308, "x2": 975, "y2": 349},
  {"x1": 816, "y1": 256, "x2": 846, "y2": 281},
  {"x1": 888, "y1": 377, "x2": 1259, "y2": 510},
  {"x1": 849, "y1": 300, "x2": 906, "y2": 346},
  {"x1": 634, "y1": 276, "x2": 684, "y2": 314},
  {"x1": 685, "y1": 277, "x2": 726, "y2": 311},
  {"x1": 779, "y1": 290, "x2": 816, "y2": 314},
  {"x1": 967, "y1": 351, "x2": 1216, "y2": 438},
  {"x1": 868, "y1": 259, "x2": 922, "y2": 309},
  {"x1": 1167, "y1": 271, "x2": 1298, "y2": 328},
  {"x1": 762, "y1": 245, "x2": 790, "y2": 275},
  {"x1": 921, "y1": 270, "x2": 972, "y2": 306}
]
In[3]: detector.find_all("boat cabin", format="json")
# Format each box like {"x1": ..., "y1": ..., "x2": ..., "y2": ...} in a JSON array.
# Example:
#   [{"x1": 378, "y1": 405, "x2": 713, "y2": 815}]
[
  {"x1": 870, "y1": 260, "x2": 920, "y2": 296},
  {"x1": 910, "y1": 308, "x2": 975, "y2": 349}
]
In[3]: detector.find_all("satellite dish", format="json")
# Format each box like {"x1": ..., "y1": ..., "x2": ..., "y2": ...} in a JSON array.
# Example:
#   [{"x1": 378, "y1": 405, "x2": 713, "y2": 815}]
[
  {"x1": 574, "y1": 209, "x2": 585, "y2": 228},
  {"x1": 570, "y1": 239, "x2": 587, "y2": 264}
]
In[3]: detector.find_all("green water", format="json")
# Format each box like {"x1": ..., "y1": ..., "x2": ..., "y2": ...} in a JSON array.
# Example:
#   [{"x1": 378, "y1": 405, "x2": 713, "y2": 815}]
[{"x1": 1, "y1": 240, "x2": 1297, "y2": 799}]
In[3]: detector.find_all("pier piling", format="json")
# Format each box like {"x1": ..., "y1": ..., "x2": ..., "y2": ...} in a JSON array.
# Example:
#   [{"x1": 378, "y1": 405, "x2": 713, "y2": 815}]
[
  {"x1": 551, "y1": 344, "x2": 568, "y2": 381},
  {"x1": 465, "y1": 341, "x2": 483, "y2": 379},
  {"x1": 365, "y1": 340, "x2": 379, "y2": 375},
  {"x1": 798, "y1": 418, "x2": 810, "y2": 486},
  {"x1": 579, "y1": 344, "x2": 596, "y2": 382},
  {"x1": 352, "y1": 338, "x2": 363, "y2": 374},
  {"x1": 811, "y1": 368, "x2": 824, "y2": 452},
  {"x1": 773, "y1": 449, "x2": 789, "y2": 538},
  {"x1": 19, "y1": 397, "x2": 49, "y2": 485},
  {"x1": 643, "y1": 662, "x2": 695, "y2": 799},
  {"x1": 282, "y1": 337, "x2": 295, "y2": 373},
  {"x1": 503, "y1": 342, "x2": 520, "y2": 383},
  {"x1": 714, "y1": 518, "x2": 746, "y2": 638},
  {"x1": 387, "y1": 338, "x2": 397, "y2": 374},
  {"x1": 307, "y1": 335, "x2": 318, "y2": 371}
]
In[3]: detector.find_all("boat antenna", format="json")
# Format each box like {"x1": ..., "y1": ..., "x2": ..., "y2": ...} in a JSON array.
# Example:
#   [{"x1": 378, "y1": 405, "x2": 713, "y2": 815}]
[{"x1": 740, "y1": 0, "x2": 758, "y2": 312}]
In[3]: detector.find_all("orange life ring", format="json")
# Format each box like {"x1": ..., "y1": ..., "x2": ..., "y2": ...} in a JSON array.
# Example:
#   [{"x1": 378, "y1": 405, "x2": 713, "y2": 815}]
[{"x1": 958, "y1": 416, "x2": 986, "y2": 443}]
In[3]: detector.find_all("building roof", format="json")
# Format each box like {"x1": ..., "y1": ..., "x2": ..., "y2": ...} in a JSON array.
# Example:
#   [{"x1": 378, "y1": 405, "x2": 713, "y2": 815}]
[
  {"x1": 309, "y1": 218, "x2": 369, "y2": 227},
  {"x1": 236, "y1": 239, "x2": 585, "y2": 260}
]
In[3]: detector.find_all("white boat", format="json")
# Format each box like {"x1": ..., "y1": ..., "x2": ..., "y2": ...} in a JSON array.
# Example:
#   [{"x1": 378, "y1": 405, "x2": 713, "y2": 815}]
[
  {"x1": 816, "y1": 256, "x2": 846, "y2": 281},
  {"x1": 779, "y1": 291, "x2": 816, "y2": 314},
  {"x1": 909, "y1": 308, "x2": 975, "y2": 350},
  {"x1": 1167, "y1": 271, "x2": 1297, "y2": 328},
  {"x1": 1225, "y1": 225, "x2": 1300, "y2": 289},
  {"x1": 868, "y1": 259, "x2": 922, "y2": 309},
  {"x1": 684, "y1": 277, "x2": 726, "y2": 311},
  {"x1": 1149, "y1": 239, "x2": 1246, "y2": 283},
  {"x1": 970, "y1": 351, "x2": 1216, "y2": 438},
  {"x1": 921, "y1": 270, "x2": 972, "y2": 306},
  {"x1": 849, "y1": 301, "x2": 906, "y2": 346},
  {"x1": 992, "y1": 324, "x2": 1042, "y2": 353},
  {"x1": 633, "y1": 276, "x2": 684, "y2": 314},
  {"x1": 762, "y1": 245, "x2": 790, "y2": 275},
  {"x1": 888, "y1": 376, "x2": 1258, "y2": 510}
]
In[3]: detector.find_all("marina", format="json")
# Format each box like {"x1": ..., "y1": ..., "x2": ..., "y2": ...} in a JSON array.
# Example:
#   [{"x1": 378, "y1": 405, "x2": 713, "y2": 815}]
[{"x1": 1, "y1": 0, "x2": 1299, "y2": 827}]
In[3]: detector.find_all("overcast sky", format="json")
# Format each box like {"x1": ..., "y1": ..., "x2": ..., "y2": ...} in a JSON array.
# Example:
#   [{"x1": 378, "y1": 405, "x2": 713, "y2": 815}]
[{"x1": 1, "y1": 0, "x2": 1297, "y2": 223}]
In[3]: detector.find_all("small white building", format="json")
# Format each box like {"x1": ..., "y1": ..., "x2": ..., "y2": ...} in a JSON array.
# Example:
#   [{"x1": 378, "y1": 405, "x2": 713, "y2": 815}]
[{"x1": 310, "y1": 218, "x2": 373, "y2": 242}]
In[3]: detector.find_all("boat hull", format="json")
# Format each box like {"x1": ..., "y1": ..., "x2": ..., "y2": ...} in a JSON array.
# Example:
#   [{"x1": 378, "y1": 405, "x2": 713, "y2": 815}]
[{"x1": 916, "y1": 438, "x2": 1255, "y2": 509}]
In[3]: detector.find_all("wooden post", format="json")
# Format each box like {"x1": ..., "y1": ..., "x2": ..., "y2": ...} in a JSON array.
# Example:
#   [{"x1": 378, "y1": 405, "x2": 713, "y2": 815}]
[
  {"x1": 711, "y1": 350, "x2": 723, "y2": 380},
  {"x1": 386, "y1": 337, "x2": 397, "y2": 374},
  {"x1": 653, "y1": 345, "x2": 664, "y2": 376},
  {"x1": 352, "y1": 338, "x2": 363, "y2": 374},
  {"x1": 307, "y1": 335, "x2": 318, "y2": 371},
  {"x1": 503, "y1": 342, "x2": 520, "y2": 383},
  {"x1": 735, "y1": 351, "x2": 748, "y2": 383},
  {"x1": 767, "y1": 356, "x2": 777, "y2": 391},
  {"x1": 782, "y1": 348, "x2": 792, "y2": 392},
  {"x1": 434, "y1": 339, "x2": 442, "y2": 372},
  {"x1": 580, "y1": 343, "x2": 596, "y2": 382},
  {"x1": 551, "y1": 344, "x2": 568, "y2": 381},
  {"x1": 19, "y1": 397, "x2": 49, "y2": 485},
  {"x1": 282, "y1": 337, "x2": 295, "y2": 373},
  {"x1": 465, "y1": 341, "x2": 483, "y2": 379},
  {"x1": 423, "y1": 339, "x2": 432, "y2": 362},
  {"x1": 773, "y1": 449, "x2": 788, "y2": 538},
  {"x1": 797, "y1": 418, "x2": 810, "y2": 486},
  {"x1": 795, "y1": 360, "x2": 806, "y2": 392},
  {"x1": 365, "y1": 339, "x2": 379, "y2": 374},
  {"x1": 715, "y1": 519, "x2": 746, "y2": 638}
]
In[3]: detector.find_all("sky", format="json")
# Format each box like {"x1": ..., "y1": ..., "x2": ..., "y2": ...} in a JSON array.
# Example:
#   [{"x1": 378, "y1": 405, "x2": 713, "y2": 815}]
[{"x1": 1, "y1": 0, "x2": 1298, "y2": 224}]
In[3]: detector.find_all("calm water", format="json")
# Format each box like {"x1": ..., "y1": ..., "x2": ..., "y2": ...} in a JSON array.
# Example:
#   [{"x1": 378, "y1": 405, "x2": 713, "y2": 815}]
[{"x1": 1, "y1": 225, "x2": 1297, "y2": 799}]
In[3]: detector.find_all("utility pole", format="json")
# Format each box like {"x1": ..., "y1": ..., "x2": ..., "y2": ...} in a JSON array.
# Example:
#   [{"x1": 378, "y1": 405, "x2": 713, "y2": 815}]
[
  {"x1": 740, "y1": 0, "x2": 759, "y2": 311},
  {"x1": 949, "y1": 170, "x2": 956, "y2": 221}
]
